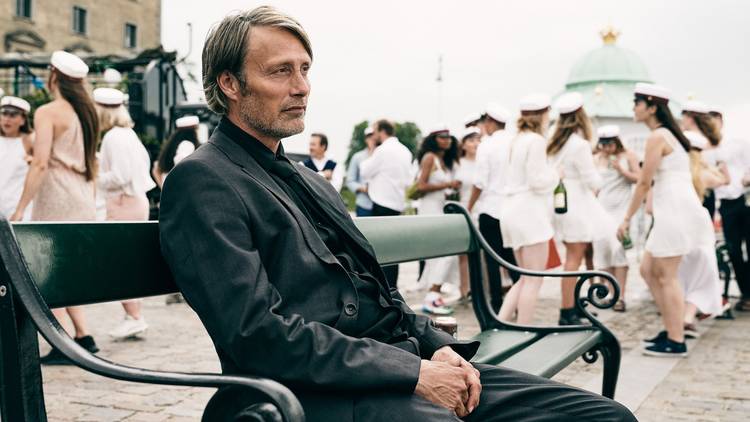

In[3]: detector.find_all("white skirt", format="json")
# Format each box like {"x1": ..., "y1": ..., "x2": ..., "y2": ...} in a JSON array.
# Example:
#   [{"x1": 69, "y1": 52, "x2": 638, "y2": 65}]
[
  {"x1": 421, "y1": 255, "x2": 459, "y2": 286},
  {"x1": 500, "y1": 191, "x2": 553, "y2": 249},
  {"x1": 554, "y1": 179, "x2": 614, "y2": 243},
  {"x1": 678, "y1": 244, "x2": 723, "y2": 315}
]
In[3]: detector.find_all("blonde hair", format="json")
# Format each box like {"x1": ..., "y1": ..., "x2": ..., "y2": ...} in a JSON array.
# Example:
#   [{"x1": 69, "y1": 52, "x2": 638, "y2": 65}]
[
  {"x1": 547, "y1": 108, "x2": 592, "y2": 155},
  {"x1": 516, "y1": 112, "x2": 546, "y2": 136},
  {"x1": 96, "y1": 104, "x2": 134, "y2": 132},
  {"x1": 686, "y1": 112, "x2": 722, "y2": 147},
  {"x1": 202, "y1": 6, "x2": 312, "y2": 115}
]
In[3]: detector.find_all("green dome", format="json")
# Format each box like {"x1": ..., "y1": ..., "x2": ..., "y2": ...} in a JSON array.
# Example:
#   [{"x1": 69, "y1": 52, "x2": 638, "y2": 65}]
[{"x1": 566, "y1": 44, "x2": 652, "y2": 86}]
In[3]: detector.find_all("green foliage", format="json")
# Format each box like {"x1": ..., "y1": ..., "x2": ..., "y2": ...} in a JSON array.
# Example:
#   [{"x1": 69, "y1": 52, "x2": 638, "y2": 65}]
[
  {"x1": 20, "y1": 89, "x2": 51, "y2": 128},
  {"x1": 339, "y1": 186, "x2": 357, "y2": 211},
  {"x1": 345, "y1": 120, "x2": 421, "y2": 167}
]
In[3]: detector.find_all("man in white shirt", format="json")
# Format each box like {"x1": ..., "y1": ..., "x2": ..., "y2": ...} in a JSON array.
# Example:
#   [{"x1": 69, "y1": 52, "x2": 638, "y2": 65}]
[
  {"x1": 711, "y1": 109, "x2": 750, "y2": 311},
  {"x1": 466, "y1": 104, "x2": 520, "y2": 312},
  {"x1": 360, "y1": 119, "x2": 413, "y2": 288},
  {"x1": 303, "y1": 133, "x2": 343, "y2": 191}
]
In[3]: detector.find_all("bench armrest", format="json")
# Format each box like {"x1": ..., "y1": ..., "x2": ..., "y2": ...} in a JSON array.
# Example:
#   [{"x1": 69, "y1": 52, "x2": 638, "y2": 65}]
[
  {"x1": 444, "y1": 203, "x2": 621, "y2": 335},
  {"x1": 0, "y1": 218, "x2": 304, "y2": 422}
]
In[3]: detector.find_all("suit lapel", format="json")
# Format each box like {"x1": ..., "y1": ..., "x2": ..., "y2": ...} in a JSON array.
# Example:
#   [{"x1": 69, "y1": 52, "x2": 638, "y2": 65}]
[{"x1": 209, "y1": 132, "x2": 339, "y2": 266}]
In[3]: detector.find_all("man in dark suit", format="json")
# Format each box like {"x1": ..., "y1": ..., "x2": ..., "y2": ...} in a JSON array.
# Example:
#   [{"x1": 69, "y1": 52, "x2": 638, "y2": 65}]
[{"x1": 159, "y1": 6, "x2": 635, "y2": 421}]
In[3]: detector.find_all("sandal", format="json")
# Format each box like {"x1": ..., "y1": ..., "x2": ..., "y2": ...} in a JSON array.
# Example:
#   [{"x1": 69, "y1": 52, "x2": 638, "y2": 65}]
[{"x1": 613, "y1": 300, "x2": 626, "y2": 312}]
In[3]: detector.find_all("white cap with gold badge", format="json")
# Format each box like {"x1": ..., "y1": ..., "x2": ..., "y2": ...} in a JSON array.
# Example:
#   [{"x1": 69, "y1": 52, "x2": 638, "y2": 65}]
[
  {"x1": 634, "y1": 83, "x2": 670, "y2": 103},
  {"x1": 519, "y1": 93, "x2": 551, "y2": 112},
  {"x1": 50, "y1": 50, "x2": 89, "y2": 79},
  {"x1": 0, "y1": 96, "x2": 31, "y2": 113},
  {"x1": 92, "y1": 88, "x2": 125, "y2": 106},
  {"x1": 175, "y1": 115, "x2": 200, "y2": 128}
]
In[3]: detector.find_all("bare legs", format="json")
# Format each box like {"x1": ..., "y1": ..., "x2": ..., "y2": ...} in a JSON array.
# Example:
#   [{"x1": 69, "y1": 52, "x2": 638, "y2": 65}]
[
  {"x1": 561, "y1": 242, "x2": 590, "y2": 309},
  {"x1": 122, "y1": 300, "x2": 142, "y2": 319},
  {"x1": 498, "y1": 241, "x2": 548, "y2": 324},
  {"x1": 52, "y1": 306, "x2": 91, "y2": 338},
  {"x1": 640, "y1": 252, "x2": 685, "y2": 342},
  {"x1": 459, "y1": 255, "x2": 470, "y2": 298}
]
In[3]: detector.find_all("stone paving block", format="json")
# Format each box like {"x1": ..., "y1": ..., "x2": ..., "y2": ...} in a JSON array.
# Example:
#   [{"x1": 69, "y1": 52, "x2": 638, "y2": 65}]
[{"x1": 122, "y1": 411, "x2": 172, "y2": 422}]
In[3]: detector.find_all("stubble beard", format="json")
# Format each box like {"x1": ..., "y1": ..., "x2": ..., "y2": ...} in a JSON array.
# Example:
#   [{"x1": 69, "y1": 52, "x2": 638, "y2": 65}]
[{"x1": 238, "y1": 91, "x2": 305, "y2": 140}]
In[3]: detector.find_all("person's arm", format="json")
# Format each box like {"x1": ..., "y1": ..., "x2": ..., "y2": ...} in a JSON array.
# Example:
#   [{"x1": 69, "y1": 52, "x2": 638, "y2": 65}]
[
  {"x1": 10, "y1": 108, "x2": 53, "y2": 220},
  {"x1": 527, "y1": 136, "x2": 558, "y2": 193},
  {"x1": 617, "y1": 133, "x2": 665, "y2": 239},
  {"x1": 21, "y1": 131, "x2": 34, "y2": 156},
  {"x1": 359, "y1": 146, "x2": 383, "y2": 181},
  {"x1": 152, "y1": 161, "x2": 164, "y2": 189},
  {"x1": 345, "y1": 153, "x2": 366, "y2": 193},
  {"x1": 97, "y1": 135, "x2": 133, "y2": 191},
  {"x1": 619, "y1": 151, "x2": 642, "y2": 183},
  {"x1": 159, "y1": 160, "x2": 423, "y2": 392}
]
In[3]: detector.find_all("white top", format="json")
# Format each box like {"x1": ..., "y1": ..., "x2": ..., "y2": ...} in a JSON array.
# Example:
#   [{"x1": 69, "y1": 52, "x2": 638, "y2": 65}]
[
  {"x1": 473, "y1": 129, "x2": 512, "y2": 218},
  {"x1": 502, "y1": 132, "x2": 558, "y2": 196},
  {"x1": 454, "y1": 159, "x2": 476, "y2": 208},
  {"x1": 711, "y1": 137, "x2": 750, "y2": 200},
  {"x1": 549, "y1": 133, "x2": 602, "y2": 192},
  {"x1": 97, "y1": 127, "x2": 156, "y2": 197},
  {"x1": 360, "y1": 137, "x2": 412, "y2": 212},
  {"x1": 309, "y1": 156, "x2": 344, "y2": 192},
  {"x1": 0, "y1": 135, "x2": 28, "y2": 217}
]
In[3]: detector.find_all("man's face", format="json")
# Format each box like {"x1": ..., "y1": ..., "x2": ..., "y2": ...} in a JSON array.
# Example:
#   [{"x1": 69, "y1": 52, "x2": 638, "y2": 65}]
[
  {"x1": 309, "y1": 135, "x2": 326, "y2": 158},
  {"x1": 365, "y1": 134, "x2": 376, "y2": 149},
  {"x1": 236, "y1": 26, "x2": 311, "y2": 140}
]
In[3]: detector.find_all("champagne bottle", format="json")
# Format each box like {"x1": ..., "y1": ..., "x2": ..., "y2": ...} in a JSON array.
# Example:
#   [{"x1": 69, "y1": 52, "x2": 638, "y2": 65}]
[
  {"x1": 621, "y1": 233, "x2": 633, "y2": 250},
  {"x1": 554, "y1": 180, "x2": 567, "y2": 214}
]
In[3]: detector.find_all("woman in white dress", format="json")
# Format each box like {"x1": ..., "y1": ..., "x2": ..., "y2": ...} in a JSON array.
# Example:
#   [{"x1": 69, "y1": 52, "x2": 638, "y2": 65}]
[
  {"x1": 454, "y1": 127, "x2": 481, "y2": 300},
  {"x1": 416, "y1": 126, "x2": 461, "y2": 315},
  {"x1": 498, "y1": 94, "x2": 559, "y2": 324},
  {"x1": 152, "y1": 116, "x2": 200, "y2": 188},
  {"x1": 592, "y1": 125, "x2": 640, "y2": 312},
  {"x1": 0, "y1": 96, "x2": 33, "y2": 218},
  {"x1": 547, "y1": 92, "x2": 614, "y2": 325},
  {"x1": 93, "y1": 88, "x2": 156, "y2": 340},
  {"x1": 618, "y1": 83, "x2": 716, "y2": 357}
]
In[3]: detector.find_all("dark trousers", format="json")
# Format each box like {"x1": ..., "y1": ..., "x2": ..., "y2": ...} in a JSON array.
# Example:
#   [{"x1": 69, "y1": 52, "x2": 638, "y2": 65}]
[
  {"x1": 702, "y1": 189, "x2": 716, "y2": 220},
  {"x1": 371, "y1": 202, "x2": 401, "y2": 289},
  {"x1": 208, "y1": 364, "x2": 635, "y2": 421},
  {"x1": 479, "y1": 213, "x2": 520, "y2": 312},
  {"x1": 355, "y1": 206, "x2": 373, "y2": 217},
  {"x1": 720, "y1": 196, "x2": 750, "y2": 299}
]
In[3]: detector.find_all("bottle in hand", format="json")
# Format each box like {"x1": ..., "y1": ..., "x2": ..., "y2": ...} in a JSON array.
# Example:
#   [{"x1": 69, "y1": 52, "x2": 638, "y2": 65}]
[{"x1": 554, "y1": 180, "x2": 567, "y2": 214}]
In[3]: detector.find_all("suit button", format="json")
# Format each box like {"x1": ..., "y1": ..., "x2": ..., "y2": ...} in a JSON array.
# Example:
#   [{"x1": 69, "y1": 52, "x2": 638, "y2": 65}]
[{"x1": 344, "y1": 303, "x2": 357, "y2": 316}]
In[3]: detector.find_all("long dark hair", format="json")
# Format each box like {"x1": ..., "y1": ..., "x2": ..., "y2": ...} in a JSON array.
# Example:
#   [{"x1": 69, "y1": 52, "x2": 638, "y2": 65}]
[
  {"x1": 54, "y1": 70, "x2": 99, "y2": 180},
  {"x1": 417, "y1": 133, "x2": 459, "y2": 170},
  {"x1": 638, "y1": 96, "x2": 691, "y2": 152},
  {"x1": 157, "y1": 127, "x2": 200, "y2": 173}
]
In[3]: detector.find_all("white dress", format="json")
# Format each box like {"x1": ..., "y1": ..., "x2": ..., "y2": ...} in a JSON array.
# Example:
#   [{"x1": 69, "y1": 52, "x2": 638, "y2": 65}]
[
  {"x1": 593, "y1": 154, "x2": 632, "y2": 269},
  {"x1": 0, "y1": 135, "x2": 28, "y2": 218},
  {"x1": 419, "y1": 158, "x2": 459, "y2": 286},
  {"x1": 454, "y1": 158, "x2": 478, "y2": 222},
  {"x1": 499, "y1": 132, "x2": 558, "y2": 249},
  {"x1": 649, "y1": 128, "x2": 722, "y2": 315},
  {"x1": 549, "y1": 134, "x2": 613, "y2": 243}
]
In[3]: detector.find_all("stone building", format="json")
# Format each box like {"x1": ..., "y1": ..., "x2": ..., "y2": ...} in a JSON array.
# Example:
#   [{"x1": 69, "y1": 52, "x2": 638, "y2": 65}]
[{"x1": 1, "y1": 0, "x2": 161, "y2": 54}]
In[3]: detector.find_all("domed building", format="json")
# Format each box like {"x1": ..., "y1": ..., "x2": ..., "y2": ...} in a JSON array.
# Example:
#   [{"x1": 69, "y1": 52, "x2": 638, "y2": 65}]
[{"x1": 560, "y1": 27, "x2": 652, "y2": 154}]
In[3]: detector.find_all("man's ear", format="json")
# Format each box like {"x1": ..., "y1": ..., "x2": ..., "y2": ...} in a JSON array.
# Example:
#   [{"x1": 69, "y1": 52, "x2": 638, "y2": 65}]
[{"x1": 217, "y1": 71, "x2": 242, "y2": 102}]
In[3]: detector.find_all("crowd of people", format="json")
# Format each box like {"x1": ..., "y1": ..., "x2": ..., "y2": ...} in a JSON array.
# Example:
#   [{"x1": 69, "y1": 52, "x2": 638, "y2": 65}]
[
  {"x1": 2, "y1": 51, "x2": 749, "y2": 362},
  {"x1": 0, "y1": 50, "x2": 202, "y2": 364},
  {"x1": 346, "y1": 85, "x2": 750, "y2": 358}
]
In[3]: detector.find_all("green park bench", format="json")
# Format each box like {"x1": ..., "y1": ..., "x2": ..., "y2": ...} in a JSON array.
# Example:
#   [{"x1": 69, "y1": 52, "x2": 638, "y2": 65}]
[{"x1": 0, "y1": 203, "x2": 621, "y2": 421}]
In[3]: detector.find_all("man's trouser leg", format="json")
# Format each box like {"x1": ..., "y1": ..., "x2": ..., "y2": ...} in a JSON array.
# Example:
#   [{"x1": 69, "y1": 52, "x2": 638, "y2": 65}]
[
  {"x1": 479, "y1": 213, "x2": 519, "y2": 312},
  {"x1": 372, "y1": 202, "x2": 401, "y2": 289},
  {"x1": 720, "y1": 197, "x2": 750, "y2": 299}
]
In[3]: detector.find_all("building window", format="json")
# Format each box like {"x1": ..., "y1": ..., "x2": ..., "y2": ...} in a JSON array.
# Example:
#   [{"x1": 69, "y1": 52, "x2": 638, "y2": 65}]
[
  {"x1": 16, "y1": 0, "x2": 32, "y2": 18},
  {"x1": 124, "y1": 23, "x2": 137, "y2": 49},
  {"x1": 72, "y1": 6, "x2": 87, "y2": 35}
]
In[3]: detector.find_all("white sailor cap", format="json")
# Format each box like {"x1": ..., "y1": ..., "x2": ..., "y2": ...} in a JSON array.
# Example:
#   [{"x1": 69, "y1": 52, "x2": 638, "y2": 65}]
[
  {"x1": 462, "y1": 126, "x2": 482, "y2": 139},
  {"x1": 682, "y1": 99, "x2": 709, "y2": 114},
  {"x1": 684, "y1": 130, "x2": 709, "y2": 150},
  {"x1": 708, "y1": 105, "x2": 723, "y2": 116},
  {"x1": 463, "y1": 112, "x2": 483, "y2": 127},
  {"x1": 93, "y1": 88, "x2": 125, "y2": 106},
  {"x1": 554, "y1": 92, "x2": 584, "y2": 115},
  {"x1": 597, "y1": 125, "x2": 620, "y2": 139},
  {"x1": 50, "y1": 50, "x2": 89, "y2": 79},
  {"x1": 364, "y1": 127, "x2": 374, "y2": 136},
  {"x1": 175, "y1": 115, "x2": 200, "y2": 128},
  {"x1": 634, "y1": 83, "x2": 670, "y2": 103},
  {"x1": 103, "y1": 68, "x2": 122, "y2": 84},
  {"x1": 0, "y1": 96, "x2": 31, "y2": 113},
  {"x1": 519, "y1": 93, "x2": 551, "y2": 112},
  {"x1": 485, "y1": 103, "x2": 510, "y2": 123},
  {"x1": 427, "y1": 124, "x2": 450, "y2": 137}
]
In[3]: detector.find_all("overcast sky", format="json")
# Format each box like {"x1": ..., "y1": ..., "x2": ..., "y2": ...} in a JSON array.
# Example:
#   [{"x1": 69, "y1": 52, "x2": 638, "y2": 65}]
[{"x1": 161, "y1": 0, "x2": 750, "y2": 161}]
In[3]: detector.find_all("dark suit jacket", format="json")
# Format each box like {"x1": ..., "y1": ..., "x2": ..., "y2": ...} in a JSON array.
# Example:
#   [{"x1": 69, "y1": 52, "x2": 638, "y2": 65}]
[{"x1": 159, "y1": 127, "x2": 477, "y2": 416}]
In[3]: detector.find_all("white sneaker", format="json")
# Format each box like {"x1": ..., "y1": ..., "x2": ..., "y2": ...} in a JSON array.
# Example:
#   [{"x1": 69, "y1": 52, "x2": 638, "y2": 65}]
[
  {"x1": 109, "y1": 315, "x2": 148, "y2": 340},
  {"x1": 423, "y1": 292, "x2": 454, "y2": 315}
]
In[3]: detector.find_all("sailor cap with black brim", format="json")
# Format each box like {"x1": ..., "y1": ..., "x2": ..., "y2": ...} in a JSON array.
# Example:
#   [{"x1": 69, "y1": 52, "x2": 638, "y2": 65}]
[
  {"x1": 93, "y1": 88, "x2": 125, "y2": 107},
  {"x1": 1, "y1": 96, "x2": 31, "y2": 113},
  {"x1": 554, "y1": 92, "x2": 584, "y2": 115},
  {"x1": 485, "y1": 103, "x2": 510, "y2": 124},
  {"x1": 597, "y1": 124, "x2": 620, "y2": 140},
  {"x1": 175, "y1": 115, "x2": 200, "y2": 128},
  {"x1": 682, "y1": 99, "x2": 709, "y2": 114},
  {"x1": 463, "y1": 112, "x2": 483, "y2": 127},
  {"x1": 519, "y1": 93, "x2": 551, "y2": 113},
  {"x1": 634, "y1": 83, "x2": 670, "y2": 104},
  {"x1": 50, "y1": 50, "x2": 89, "y2": 79},
  {"x1": 427, "y1": 124, "x2": 450, "y2": 137}
]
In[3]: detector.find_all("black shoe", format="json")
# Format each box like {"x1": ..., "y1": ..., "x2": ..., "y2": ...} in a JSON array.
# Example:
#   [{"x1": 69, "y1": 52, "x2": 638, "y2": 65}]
[
  {"x1": 642, "y1": 330, "x2": 667, "y2": 345},
  {"x1": 75, "y1": 335, "x2": 99, "y2": 354},
  {"x1": 559, "y1": 308, "x2": 583, "y2": 326},
  {"x1": 642, "y1": 337, "x2": 688, "y2": 357},
  {"x1": 40, "y1": 348, "x2": 72, "y2": 365}
]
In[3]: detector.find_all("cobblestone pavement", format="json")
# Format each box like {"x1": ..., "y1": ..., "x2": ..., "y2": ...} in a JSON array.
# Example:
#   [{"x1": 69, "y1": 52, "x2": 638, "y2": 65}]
[{"x1": 40, "y1": 261, "x2": 748, "y2": 421}]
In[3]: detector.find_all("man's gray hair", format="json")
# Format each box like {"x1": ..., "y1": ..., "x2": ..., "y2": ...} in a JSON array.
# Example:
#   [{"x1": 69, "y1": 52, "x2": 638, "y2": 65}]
[{"x1": 202, "y1": 6, "x2": 313, "y2": 115}]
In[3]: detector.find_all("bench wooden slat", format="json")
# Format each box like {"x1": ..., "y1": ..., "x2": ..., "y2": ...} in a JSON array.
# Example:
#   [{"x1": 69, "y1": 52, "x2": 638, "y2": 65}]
[
  {"x1": 469, "y1": 329, "x2": 540, "y2": 365},
  {"x1": 499, "y1": 330, "x2": 602, "y2": 378}
]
